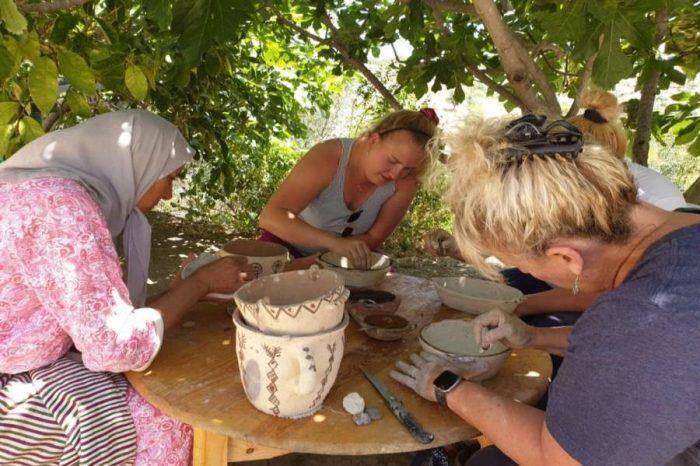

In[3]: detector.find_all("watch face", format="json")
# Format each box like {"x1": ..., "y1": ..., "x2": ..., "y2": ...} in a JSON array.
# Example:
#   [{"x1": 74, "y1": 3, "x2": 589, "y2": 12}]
[{"x1": 434, "y1": 370, "x2": 461, "y2": 391}]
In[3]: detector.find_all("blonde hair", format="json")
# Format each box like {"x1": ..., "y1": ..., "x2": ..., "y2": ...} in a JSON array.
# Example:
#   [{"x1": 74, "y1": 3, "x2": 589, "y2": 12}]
[
  {"x1": 362, "y1": 110, "x2": 440, "y2": 178},
  {"x1": 569, "y1": 90, "x2": 628, "y2": 159},
  {"x1": 443, "y1": 116, "x2": 638, "y2": 278}
]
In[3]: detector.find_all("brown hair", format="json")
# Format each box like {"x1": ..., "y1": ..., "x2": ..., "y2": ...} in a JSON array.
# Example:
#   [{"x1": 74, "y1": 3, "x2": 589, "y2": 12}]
[
  {"x1": 441, "y1": 115, "x2": 638, "y2": 278},
  {"x1": 362, "y1": 110, "x2": 440, "y2": 177},
  {"x1": 568, "y1": 90, "x2": 628, "y2": 159}
]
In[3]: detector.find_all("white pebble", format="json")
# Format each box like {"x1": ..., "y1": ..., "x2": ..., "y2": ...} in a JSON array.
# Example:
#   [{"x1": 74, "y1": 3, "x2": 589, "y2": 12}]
[{"x1": 342, "y1": 392, "x2": 365, "y2": 415}]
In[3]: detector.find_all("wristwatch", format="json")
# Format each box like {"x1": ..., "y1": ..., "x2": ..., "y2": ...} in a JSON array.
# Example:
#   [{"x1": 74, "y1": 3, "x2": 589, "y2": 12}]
[{"x1": 433, "y1": 370, "x2": 463, "y2": 406}]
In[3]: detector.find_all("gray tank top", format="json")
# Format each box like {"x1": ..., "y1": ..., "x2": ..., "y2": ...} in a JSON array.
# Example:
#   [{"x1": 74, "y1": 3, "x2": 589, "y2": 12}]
[{"x1": 294, "y1": 138, "x2": 396, "y2": 255}]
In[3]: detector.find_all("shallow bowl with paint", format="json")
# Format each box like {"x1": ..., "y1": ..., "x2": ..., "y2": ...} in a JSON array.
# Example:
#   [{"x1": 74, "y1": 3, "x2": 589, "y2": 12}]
[
  {"x1": 419, "y1": 318, "x2": 511, "y2": 381},
  {"x1": 360, "y1": 313, "x2": 413, "y2": 341},
  {"x1": 432, "y1": 276, "x2": 523, "y2": 315},
  {"x1": 318, "y1": 251, "x2": 391, "y2": 288}
]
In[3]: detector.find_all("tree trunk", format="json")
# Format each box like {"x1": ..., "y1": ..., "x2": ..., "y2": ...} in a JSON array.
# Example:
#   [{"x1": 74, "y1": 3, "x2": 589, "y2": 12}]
[
  {"x1": 632, "y1": 6, "x2": 668, "y2": 166},
  {"x1": 685, "y1": 175, "x2": 700, "y2": 205}
]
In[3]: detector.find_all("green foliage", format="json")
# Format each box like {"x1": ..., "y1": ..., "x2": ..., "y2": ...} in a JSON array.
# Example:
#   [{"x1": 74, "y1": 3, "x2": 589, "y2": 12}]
[
  {"x1": 0, "y1": 0, "x2": 26, "y2": 35},
  {"x1": 28, "y1": 57, "x2": 58, "y2": 116},
  {"x1": 124, "y1": 64, "x2": 148, "y2": 100}
]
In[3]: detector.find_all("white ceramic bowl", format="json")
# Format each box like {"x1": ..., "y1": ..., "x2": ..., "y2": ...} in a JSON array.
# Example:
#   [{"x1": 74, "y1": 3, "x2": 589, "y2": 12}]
[
  {"x1": 419, "y1": 319, "x2": 511, "y2": 381},
  {"x1": 234, "y1": 309, "x2": 348, "y2": 418},
  {"x1": 432, "y1": 276, "x2": 523, "y2": 315},
  {"x1": 234, "y1": 267, "x2": 349, "y2": 336},
  {"x1": 318, "y1": 251, "x2": 391, "y2": 288}
]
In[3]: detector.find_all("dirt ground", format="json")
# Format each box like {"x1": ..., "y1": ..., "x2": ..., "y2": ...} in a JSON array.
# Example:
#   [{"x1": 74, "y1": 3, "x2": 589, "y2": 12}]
[{"x1": 146, "y1": 211, "x2": 479, "y2": 466}]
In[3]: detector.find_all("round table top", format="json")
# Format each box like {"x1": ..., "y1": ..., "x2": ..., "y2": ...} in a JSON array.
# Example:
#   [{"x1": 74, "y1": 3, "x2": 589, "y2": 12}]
[{"x1": 127, "y1": 275, "x2": 552, "y2": 456}]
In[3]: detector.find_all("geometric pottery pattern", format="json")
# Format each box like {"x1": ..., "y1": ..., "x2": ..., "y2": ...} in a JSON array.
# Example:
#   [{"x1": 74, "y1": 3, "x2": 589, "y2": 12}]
[
  {"x1": 263, "y1": 345, "x2": 282, "y2": 416},
  {"x1": 237, "y1": 334, "x2": 247, "y2": 389},
  {"x1": 312, "y1": 342, "x2": 337, "y2": 408},
  {"x1": 239, "y1": 285, "x2": 347, "y2": 320},
  {"x1": 250, "y1": 262, "x2": 263, "y2": 279}
]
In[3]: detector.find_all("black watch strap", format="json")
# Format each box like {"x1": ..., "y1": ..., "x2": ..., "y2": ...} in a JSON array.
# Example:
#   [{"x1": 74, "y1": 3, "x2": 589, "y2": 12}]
[{"x1": 435, "y1": 386, "x2": 448, "y2": 406}]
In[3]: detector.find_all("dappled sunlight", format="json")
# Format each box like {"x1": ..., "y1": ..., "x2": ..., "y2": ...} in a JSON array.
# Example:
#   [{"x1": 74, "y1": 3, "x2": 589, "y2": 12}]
[
  {"x1": 41, "y1": 141, "x2": 57, "y2": 161},
  {"x1": 222, "y1": 339, "x2": 231, "y2": 345},
  {"x1": 4, "y1": 379, "x2": 41, "y2": 404},
  {"x1": 118, "y1": 121, "x2": 132, "y2": 147},
  {"x1": 313, "y1": 414, "x2": 326, "y2": 423},
  {"x1": 286, "y1": 211, "x2": 296, "y2": 219},
  {"x1": 104, "y1": 290, "x2": 160, "y2": 339},
  {"x1": 340, "y1": 256, "x2": 350, "y2": 268}
]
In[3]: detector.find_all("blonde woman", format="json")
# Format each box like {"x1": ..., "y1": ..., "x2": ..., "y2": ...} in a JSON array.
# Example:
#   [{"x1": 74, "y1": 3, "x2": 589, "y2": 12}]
[
  {"x1": 393, "y1": 114, "x2": 700, "y2": 466},
  {"x1": 259, "y1": 109, "x2": 439, "y2": 269}
]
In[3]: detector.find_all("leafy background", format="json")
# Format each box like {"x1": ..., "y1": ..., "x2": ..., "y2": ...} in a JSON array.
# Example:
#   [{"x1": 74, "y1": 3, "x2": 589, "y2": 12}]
[{"x1": 0, "y1": 0, "x2": 697, "y2": 255}]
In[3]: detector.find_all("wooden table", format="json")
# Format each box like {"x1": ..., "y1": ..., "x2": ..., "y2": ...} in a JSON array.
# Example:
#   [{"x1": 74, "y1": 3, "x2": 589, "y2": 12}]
[{"x1": 127, "y1": 276, "x2": 551, "y2": 465}]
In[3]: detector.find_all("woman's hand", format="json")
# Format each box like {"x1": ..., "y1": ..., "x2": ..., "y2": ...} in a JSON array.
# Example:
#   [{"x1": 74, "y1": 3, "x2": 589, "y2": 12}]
[
  {"x1": 192, "y1": 256, "x2": 255, "y2": 296},
  {"x1": 170, "y1": 253, "x2": 197, "y2": 290},
  {"x1": 390, "y1": 352, "x2": 488, "y2": 402},
  {"x1": 422, "y1": 229, "x2": 458, "y2": 258},
  {"x1": 330, "y1": 237, "x2": 372, "y2": 270},
  {"x1": 472, "y1": 310, "x2": 536, "y2": 350}
]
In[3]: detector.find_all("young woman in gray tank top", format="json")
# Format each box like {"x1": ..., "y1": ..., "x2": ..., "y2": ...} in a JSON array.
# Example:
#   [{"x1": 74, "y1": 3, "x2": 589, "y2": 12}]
[{"x1": 259, "y1": 109, "x2": 439, "y2": 269}]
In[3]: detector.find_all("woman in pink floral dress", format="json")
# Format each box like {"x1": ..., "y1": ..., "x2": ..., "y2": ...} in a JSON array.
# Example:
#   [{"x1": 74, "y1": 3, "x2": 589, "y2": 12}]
[{"x1": 0, "y1": 110, "x2": 253, "y2": 465}]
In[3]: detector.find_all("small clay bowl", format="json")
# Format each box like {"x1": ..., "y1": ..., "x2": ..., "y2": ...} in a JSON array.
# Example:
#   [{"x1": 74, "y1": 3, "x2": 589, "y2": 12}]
[
  {"x1": 361, "y1": 313, "x2": 413, "y2": 341},
  {"x1": 346, "y1": 288, "x2": 401, "y2": 320}
]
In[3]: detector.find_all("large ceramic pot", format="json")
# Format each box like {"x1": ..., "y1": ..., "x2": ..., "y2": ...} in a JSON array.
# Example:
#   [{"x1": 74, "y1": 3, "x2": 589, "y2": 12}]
[
  {"x1": 221, "y1": 239, "x2": 291, "y2": 279},
  {"x1": 233, "y1": 309, "x2": 348, "y2": 418},
  {"x1": 234, "y1": 267, "x2": 349, "y2": 336},
  {"x1": 317, "y1": 251, "x2": 391, "y2": 288}
]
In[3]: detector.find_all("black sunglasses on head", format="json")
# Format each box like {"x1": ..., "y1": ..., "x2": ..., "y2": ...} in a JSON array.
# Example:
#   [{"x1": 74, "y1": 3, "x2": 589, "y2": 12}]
[{"x1": 341, "y1": 209, "x2": 363, "y2": 237}]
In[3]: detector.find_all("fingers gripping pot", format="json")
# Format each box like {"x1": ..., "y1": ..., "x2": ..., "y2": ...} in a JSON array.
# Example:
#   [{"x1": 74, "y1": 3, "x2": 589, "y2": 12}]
[{"x1": 233, "y1": 309, "x2": 349, "y2": 418}]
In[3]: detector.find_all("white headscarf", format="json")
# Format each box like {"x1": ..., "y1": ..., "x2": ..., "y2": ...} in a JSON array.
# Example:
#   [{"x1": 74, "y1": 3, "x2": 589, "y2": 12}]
[{"x1": 0, "y1": 109, "x2": 195, "y2": 306}]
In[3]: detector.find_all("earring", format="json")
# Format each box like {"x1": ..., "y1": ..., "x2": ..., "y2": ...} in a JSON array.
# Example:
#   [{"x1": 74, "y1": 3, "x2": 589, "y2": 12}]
[{"x1": 572, "y1": 275, "x2": 580, "y2": 295}]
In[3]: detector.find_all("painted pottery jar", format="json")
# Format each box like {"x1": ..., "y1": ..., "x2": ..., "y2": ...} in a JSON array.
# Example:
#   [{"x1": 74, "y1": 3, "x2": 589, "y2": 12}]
[
  {"x1": 221, "y1": 239, "x2": 291, "y2": 279},
  {"x1": 181, "y1": 240, "x2": 291, "y2": 300},
  {"x1": 233, "y1": 309, "x2": 348, "y2": 418},
  {"x1": 234, "y1": 267, "x2": 349, "y2": 336}
]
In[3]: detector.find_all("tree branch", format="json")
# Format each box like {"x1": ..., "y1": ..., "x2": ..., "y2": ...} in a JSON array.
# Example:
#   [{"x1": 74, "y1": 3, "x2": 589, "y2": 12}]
[
  {"x1": 470, "y1": 0, "x2": 548, "y2": 114},
  {"x1": 468, "y1": 65, "x2": 525, "y2": 108},
  {"x1": 421, "y1": 0, "x2": 525, "y2": 109},
  {"x1": 471, "y1": 0, "x2": 561, "y2": 116},
  {"x1": 18, "y1": 0, "x2": 92, "y2": 14},
  {"x1": 632, "y1": 5, "x2": 669, "y2": 166},
  {"x1": 566, "y1": 44, "x2": 600, "y2": 119},
  {"x1": 270, "y1": 3, "x2": 402, "y2": 110},
  {"x1": 317, "y1": 11, "x2": 403, "y2": 110},
  {"x1": 423, "y1": 0, "x2": 476, "y2": 15}
]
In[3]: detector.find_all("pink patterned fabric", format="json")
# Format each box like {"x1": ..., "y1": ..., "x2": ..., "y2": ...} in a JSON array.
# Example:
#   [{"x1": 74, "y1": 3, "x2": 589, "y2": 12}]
[
  {"x1": 127, "y1": 386, "x2": 193, "y2": 466},
  {"x1": 0, "y1": 177, "x2": 192, "y2": 464}
]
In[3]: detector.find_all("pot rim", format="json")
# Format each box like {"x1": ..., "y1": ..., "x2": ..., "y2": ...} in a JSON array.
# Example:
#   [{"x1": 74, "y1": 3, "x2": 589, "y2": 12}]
[
  {"x1": 419, "y1": 320, "x2": 511, "y2": 358},
  {"x1": 432, "y1": 276, "x2": 524, "y2": 304},
  {"x1": 232, "y1": 308, "x2": 349, "y2": 339},
  {"x1": 234, "y1": 268, "x2": 346, "y2": 309},
  {"x1": 318, "y1": 251, "x2": 392, "y2": 272}
]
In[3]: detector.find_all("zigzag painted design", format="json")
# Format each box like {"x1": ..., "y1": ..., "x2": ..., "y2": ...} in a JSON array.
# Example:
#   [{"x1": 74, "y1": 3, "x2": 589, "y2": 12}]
[{"x1": 312, "y1": 342, "x2": 337, "y2": 407}]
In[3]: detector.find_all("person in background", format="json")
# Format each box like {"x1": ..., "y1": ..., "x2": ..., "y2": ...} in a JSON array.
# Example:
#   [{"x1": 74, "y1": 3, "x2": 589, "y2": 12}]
[
  {"x1": 425, "y1": 90, "x2": 689, "y2": 298},
  {"x1": 259, "y1": 109, "x2": 439, "y2": 269},
  {"x1": 0, "y1": 110, "x2": 254, "y2": 465},
  {"x1": 393, "y1": 113, "x2": 700, "y2": 466}
]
